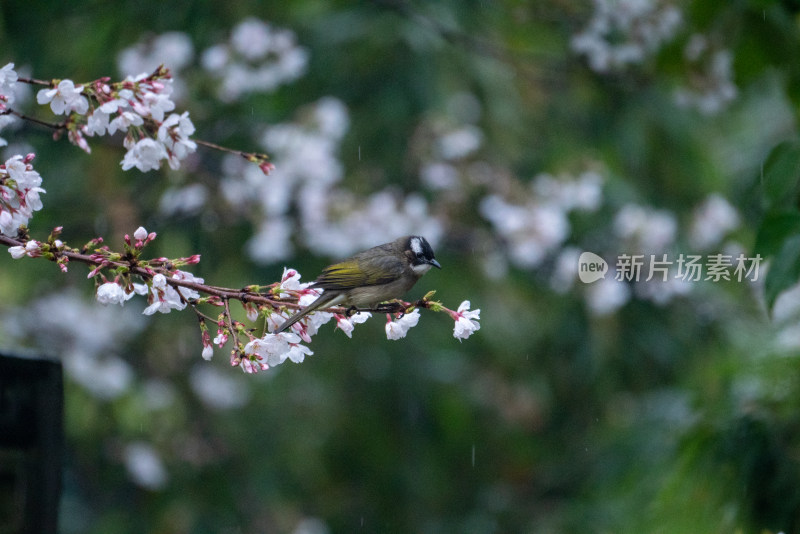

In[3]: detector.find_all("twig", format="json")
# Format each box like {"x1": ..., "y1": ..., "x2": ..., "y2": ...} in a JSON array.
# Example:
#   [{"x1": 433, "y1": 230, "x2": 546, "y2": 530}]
[{"x1": 0, "y1": 234, "x2": 411, "y2": 316}]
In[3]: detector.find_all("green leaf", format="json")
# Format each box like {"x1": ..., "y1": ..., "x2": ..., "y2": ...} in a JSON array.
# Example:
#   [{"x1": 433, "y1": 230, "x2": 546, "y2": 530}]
[
  {"x1": 764, "y1": 234, "x2": 800, "y2": 311},
  {"x1": 753, "y1": 211, "x2": 800, "y2": 258},
  {"x1": 761, "y1": 140, "x2": 800, "y2": 210}
]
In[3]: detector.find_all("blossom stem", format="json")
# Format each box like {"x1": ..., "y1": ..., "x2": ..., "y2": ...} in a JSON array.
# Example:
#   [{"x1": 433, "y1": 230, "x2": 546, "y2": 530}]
[
  {"x1": 194, "y1": 139, "x2": 269, "y2": 161},
  {"x1": 1, "y1": 108, "x2": 65, "y2": 130},
  {"x1": 15, "y1": 75, "x2": 52, "y2": 86}
]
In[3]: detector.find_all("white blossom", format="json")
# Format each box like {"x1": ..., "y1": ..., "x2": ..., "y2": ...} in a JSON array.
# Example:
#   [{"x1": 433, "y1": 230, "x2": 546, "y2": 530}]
[
  {"x1": 123, "y1": 442, "x2": 167, "y2": 490},
  {"x1": 137, "y1": 90, "x2": 175, "y2": 122},
  {"x1": 572, "y1": 0, "x2": 682, "y2": 73},
  {"x1": 452, "y1": 301, "x2": 480, "y2": 341},
  {"x1": 3, "y1": 156, "x2": 44, "y2": 224},
  {"x1": 0, "y1": 63, "x2": 18, "y2": 107},
  {"x1": 385, "y1": 309, "x2": 421, "y2": 340},
  {"x1": 201, "y1": 18, "x2": 308, "y2": 101},
  {"x1": 189, "y1": 365, "x2": 250, "y2": 409},
  {"x1": 108, "y1": 110, "x2": 145, "y2": 135},
  {"x1": 585, "y1": 276, "x2": 631, "y2": 316},
  {"x1": 674, "y1": 36, "x2": 737, "y2": 115},
  {"x1": 117, "y1": 31, "x2": 195, "y2": 79},
  {"x1": 285, "y1": 343, "x2": 313, "y2": 363},
  {"x1": 36, "y1": 79, "x2": 89, "y2": 115},
  {"x1": 8, "y1": 245, "x2": 25, "y2": 258},
  {"x1": 121, "y1": 138, "x2": 167, "y2": 172},
  {"x1": 231, "y1": 18, "x2": 274, "y2": 60},
  {"x1": 336, "y1": 312, "x2": 371, "y2": 338},
  {"x1": 243, "y1": 332, "x2": 309, "y2": 369},
  {"x1": 689, "y1": 193, "x2": 740, "y2": 250},
  {"x1": 96, "y1": 282, "x2": 133, "y2": 306},
  {"x1": 437, "y1": 125, "x2": 483, "y2": 160},
  {"x1": 86, "y1": 108, "x2": 111, "y2": 136},
  {"x1": 614, "y1": 203, "x2": 677, "y2": 254},
  {"x1": 142, "y1": 273, "x2": 187, "y2": 315},
  {"x1": 171, "y1": 270, "x2": 203, "y2": 301}
]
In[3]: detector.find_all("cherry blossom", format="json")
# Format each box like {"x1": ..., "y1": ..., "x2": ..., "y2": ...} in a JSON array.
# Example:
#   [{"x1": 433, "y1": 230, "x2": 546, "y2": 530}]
[
  {"x1": 96, "y1": 282, "x2": 134, "y2": 306},
  {"x1": 36, "y1": 79, "x2": 89, "y2": 115},
  {"x1": 7, "y1": 239, "x2": 42, "y2": 259},
  {"x1": 451, "y1": 301, "x2": 481, "y2": 341},
  {"x1": 0, "y1": 63, "x2": 18, "y2": 110},
  {"x1": 242, "y1": 331, "x2": 311, "y2": 372},
  {"x1": 385, "y1": 309, "x2": 421, "y2": 340},
  {"x1": 121, "y1": 138, "x2": 167, "y2": 172},
  {"x1": 142, "y1": 273, "x2": 188, "y2": 315},
  {"x1": 335, "y1": 311, "x2": 371, "y2": 338},
  {"x1": 0, "y1": 155, "x2": 45, "y2": 237}
]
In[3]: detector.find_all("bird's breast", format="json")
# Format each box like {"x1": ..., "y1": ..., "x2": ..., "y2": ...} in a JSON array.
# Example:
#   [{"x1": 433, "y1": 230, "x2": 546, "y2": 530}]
[{"x1": 342, "y1": 275, "x2": 420, "y2": 307}]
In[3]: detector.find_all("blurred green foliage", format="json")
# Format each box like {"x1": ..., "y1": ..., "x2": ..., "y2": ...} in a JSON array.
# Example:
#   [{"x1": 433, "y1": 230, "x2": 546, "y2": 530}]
[{"x1": 3, "y1": 1, "x2": 800, "y2": 533}]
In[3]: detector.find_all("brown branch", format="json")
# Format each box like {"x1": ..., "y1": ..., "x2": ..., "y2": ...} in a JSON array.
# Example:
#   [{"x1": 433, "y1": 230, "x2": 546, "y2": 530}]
[
  {"x1": 0, "y1": 234, "x2": 420, "y2": 316},
  {"x1": 1, "y1": 109, "x2": 65, "y2": 131},
  {"x1": 16, "y1": 76, "x2": 52, "y2": 86}
]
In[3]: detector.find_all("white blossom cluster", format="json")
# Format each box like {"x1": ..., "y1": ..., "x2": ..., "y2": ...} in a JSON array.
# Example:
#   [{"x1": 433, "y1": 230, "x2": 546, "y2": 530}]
[
  {"x1": 301, "y1": 189, "x2": 443, "y2": 259},
  {"x1": 584, "y1": 195, "x2": 741, "y2": 314},
  {"x1": 580, "y1": 202, "x2": 684, "y2": 313},
  {"x1": 15, "y1": 58, "x2": 198, "y2": 173},
  {"x1": 673, "y1": 34, "x2": 738, "y2": 115},
  {"x1": 480, "y1": 170, "x2": 742, "y2": 317},
  {"x1": 613, "y1": 202, "x2": 678, "y2": 254},
  {"x1": 221, "y1": 97, "x2": 442, "y2": 263},
  {"x1": 90, "y1": 228, "x2": 204, "y2": 315},
  {"x1": 571, "y1": 0, "x2": 682, "y2": 73},
  {"x1": 0, "y1": 62, "x2": 20, "y2": 146},
  {"x1": 416, "y1": 92, "x2": 485, "y2": 195},
  {"x1": 0, "y1": 62, "x2": 19, "y2": 112},
  {"x1": 201, "y1": 17, "x2": 309, "y2": 102},
  {"x1": 0, "y1": 154, "x2": 45, "y2": 236},
  {"x1": 480, "y1": 170, "x2": 603, "y2": 269}
]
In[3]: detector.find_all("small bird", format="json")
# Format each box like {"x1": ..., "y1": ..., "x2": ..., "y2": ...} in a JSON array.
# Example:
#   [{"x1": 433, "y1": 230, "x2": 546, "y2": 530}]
[{"x1": 276, "y1": 235, "x2": 441, "y2": 333}]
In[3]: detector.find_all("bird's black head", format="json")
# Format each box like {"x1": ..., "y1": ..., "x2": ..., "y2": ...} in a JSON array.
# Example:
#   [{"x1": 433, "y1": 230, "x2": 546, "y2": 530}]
[{"x1": 407, "y1": 236, "x2": 442, "y2": 272}]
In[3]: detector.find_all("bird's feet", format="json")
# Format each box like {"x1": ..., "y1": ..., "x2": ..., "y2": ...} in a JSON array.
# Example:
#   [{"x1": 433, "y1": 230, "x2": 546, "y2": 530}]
[{"x1": 374, "y1": 300, "x2": 407, "y2": 314}]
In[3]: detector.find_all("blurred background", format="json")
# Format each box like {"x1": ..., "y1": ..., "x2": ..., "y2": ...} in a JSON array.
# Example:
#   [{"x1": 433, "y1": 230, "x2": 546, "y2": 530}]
[{"x1": 2, "y1": 0, "x2": 800, "y2": 532}]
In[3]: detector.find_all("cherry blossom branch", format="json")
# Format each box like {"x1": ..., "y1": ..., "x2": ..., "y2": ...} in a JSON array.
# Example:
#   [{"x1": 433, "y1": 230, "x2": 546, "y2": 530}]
[
  {"x1": 16, "y1": 75, "x2": 50, "y2": 86},
  {"x1": 0, "y1": 108, "x2": 64, "y2": 130},
  {"x1": 0, "y1": 62, "x2": 480, "y2": 375},
  {"x1": 0, "y1": 230, "x2": 450, "y2": 317},
  {"x1": 4, "y1": 64, "x2": 272, "y2": 174},
  {"x1": 0, "y1": 220, "x2": 479, "y2": 373}
]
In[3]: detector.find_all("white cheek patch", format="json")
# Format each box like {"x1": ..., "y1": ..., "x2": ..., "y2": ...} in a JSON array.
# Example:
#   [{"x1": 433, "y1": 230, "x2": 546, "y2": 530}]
[
  {"x1": 410, "y1": 237, "x2": 423, "y2": 256},
  {"x1": 412, "y1": 263, "x2": 432, "y2": 275}
]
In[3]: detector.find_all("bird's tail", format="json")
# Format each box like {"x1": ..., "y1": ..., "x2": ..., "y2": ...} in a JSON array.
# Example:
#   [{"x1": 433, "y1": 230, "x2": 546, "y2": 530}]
[{"x1": 275, "y1": 291, "x2": 339, "y2": 334}]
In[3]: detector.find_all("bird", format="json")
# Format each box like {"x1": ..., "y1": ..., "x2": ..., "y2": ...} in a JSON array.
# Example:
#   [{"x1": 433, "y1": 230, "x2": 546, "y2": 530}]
[{"x1": 275, "y1": 235, "x2": 441, "y2": 333}]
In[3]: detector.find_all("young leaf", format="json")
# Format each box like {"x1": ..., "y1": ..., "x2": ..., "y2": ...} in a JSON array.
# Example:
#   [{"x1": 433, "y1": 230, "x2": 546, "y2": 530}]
[
  {"x1": 764, "y1": 234, "x2": 800, "y2": 311},
  {"x1": 761, "y1": 141, "x2": 800, "y2": 210},
  {"x1": 754, "y1": 211, "x2": 800, "y2": 258}
]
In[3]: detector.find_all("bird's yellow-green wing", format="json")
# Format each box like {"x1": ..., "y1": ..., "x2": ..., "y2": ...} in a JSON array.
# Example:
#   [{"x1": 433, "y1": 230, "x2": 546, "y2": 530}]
[{"x1": 313, "y1": 257, "x2": 400, "y2": 289}]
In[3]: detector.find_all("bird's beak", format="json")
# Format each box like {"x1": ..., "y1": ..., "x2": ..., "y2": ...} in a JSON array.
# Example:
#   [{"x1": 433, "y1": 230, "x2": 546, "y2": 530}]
[{"x1": 430, "y1": 259, "x2": 442, "y2": 269}]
